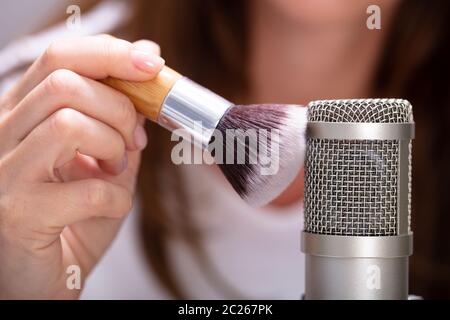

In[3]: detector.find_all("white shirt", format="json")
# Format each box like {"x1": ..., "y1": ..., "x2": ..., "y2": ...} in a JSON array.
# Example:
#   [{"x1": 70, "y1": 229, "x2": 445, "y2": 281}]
[
  {"x1": 81, "y1": 164, "x2": 305, "y2": 299},
  {"x1": 0, "y1": 0, "x2": 305, "y2": 300}
]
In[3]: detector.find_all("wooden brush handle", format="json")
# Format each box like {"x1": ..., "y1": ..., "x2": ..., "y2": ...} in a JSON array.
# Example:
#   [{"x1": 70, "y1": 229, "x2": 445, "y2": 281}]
[{"x1": 101, "y1": 66, "x2": 182, "y2": 122}]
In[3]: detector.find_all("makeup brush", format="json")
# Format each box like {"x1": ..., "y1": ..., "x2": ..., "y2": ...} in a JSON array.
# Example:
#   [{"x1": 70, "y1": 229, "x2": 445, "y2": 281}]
[{"x1": 102, "y1": 66, "x2": 306, "y2": 206}]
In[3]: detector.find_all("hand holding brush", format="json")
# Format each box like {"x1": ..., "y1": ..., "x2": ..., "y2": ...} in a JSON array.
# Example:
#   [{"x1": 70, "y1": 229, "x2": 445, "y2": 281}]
[{"x1": 103, "y1": 65, "x2": 307, "y2": 206}]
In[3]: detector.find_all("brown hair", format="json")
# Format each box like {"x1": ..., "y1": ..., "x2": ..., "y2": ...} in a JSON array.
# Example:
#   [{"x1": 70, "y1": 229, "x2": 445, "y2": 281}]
[
  {"x1": 92, "y1": 0, "x2": 450, "y2": 298},
  {"x1": 373, "y1": 0, "x2": 450, "y2": 298}
]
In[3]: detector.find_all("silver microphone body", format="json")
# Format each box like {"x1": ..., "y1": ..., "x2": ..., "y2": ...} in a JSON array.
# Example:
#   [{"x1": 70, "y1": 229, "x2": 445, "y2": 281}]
[{"x1": 302, "y1": 99, "x2": 414, "y2": 300}]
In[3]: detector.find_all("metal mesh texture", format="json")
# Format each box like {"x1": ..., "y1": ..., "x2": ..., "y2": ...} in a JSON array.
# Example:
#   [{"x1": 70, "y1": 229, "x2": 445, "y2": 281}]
[
  {"x1": 308, "y1": 99, "x2": 413, "y2": 123},
  {"x1": 305, "y1": 99, "x2": 412, "y2": 236}
]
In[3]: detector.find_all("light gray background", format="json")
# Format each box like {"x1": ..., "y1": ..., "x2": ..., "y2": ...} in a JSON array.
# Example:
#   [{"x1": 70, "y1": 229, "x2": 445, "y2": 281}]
[{"x1": 0, "y1": 0, "x2": 70, "y2": 48}]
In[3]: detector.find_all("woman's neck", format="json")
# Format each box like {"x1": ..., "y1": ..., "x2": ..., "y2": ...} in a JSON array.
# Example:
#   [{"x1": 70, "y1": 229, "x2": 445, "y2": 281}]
[{"x1": 248, "y1": 1, "x2": 388, "y2": 207}]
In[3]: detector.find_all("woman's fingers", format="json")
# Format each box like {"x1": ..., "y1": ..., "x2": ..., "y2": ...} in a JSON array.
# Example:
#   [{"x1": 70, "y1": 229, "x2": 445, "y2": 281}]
[
  {"x1": 1, "y1": 69, "x2": 143, "y2": 153},
  {"x1": 99, "y1": 34, "x2": 161, "y2": 56},
  {"x1": 56, "y1": 153, "x2": 107, "y2": 182},
  {"x1": 132, "y1": 39, "x2": 161, "y2": 56},
  {"x1": 28, "y1": 179, "x2": 132, "y2": 231},
  {"x1": 57, "y1": 150, "x2": 139, "y2": 187},
  {"x1": 9, "y1": 108, "x2": 127, "y2": 181},
  {"x1": 4, "y1": 36, "x2": 165, "y2": 108}
]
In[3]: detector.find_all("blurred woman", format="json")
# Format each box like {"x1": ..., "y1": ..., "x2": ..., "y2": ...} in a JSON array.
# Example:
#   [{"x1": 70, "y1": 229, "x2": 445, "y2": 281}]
[{"x1": 0, "y1": 0, "x2": 449, "y2": 299}]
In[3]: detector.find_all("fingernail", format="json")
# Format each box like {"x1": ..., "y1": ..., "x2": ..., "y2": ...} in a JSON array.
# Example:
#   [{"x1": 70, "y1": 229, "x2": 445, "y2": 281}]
[
  {"x1": 134, "y1": 125, "x2": 148, "y2": 150},
  {"x1": 131, "y1": 50, "x2": 165, "y2": 73}
]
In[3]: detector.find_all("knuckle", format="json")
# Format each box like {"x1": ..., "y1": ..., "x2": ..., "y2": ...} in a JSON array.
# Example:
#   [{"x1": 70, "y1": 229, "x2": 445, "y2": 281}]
[
  {"x1": 115, "y1": 135, "x2": 127, "y2": 157},
  {"x1": 106, "y1": 137, "x2": 126, "y2": 165},
  {"x1": 100, "y1": 39, "x2": 118, "y2": 63},
  {"x1": 116, "y1": 95, "x2": 137, "y2": 129},
  {"x1": 0, "y1": 92, "x2": 12, "y2": 109},
  {"x1": 101, "y1": 37, "x2": 128, "y2": 65},
  {"x1": 85, "y1": 180, "x2": 109, "y2": 208},
  {"x1": 116, "y1": 189, "x2": 133, "y2": 216},
  {"x1": 41, "y1": 41, "x2": 63, "y2": 69},
  {"x1": 0, "y1": 192, "x2": 11, "y2": 222},
  {"x1": 49, "y1": 108, "x2": 81, "y2": 140},
  {"x1": 0, "y1": 160, "x2": 11, "y2": 188},
  {"x1": 45, "y1": 69, "x2": 80, "y2": 97},
  {"x1": 0, "y1": 193, "x2": 23, "y2": 238}
]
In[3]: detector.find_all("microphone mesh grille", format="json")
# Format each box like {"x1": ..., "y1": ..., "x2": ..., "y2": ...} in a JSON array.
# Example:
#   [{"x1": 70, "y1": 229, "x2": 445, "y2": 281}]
[
  {"x1": 308, "y1": 99, "x2": 413, "y2": 123},
  {"x1": 305, "y1": 99, "x2": 412, "y2": 236}
]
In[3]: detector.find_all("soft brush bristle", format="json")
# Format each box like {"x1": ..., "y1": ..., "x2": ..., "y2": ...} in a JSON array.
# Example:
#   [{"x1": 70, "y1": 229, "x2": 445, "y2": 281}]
[{"x1": 213, "y1": 104, "x2": 307, "y2": 206}]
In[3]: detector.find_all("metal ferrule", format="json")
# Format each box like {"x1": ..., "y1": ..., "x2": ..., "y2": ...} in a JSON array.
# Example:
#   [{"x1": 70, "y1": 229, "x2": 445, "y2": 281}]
[
  {"x1": 301, "y1": 232, "x2": 413, "y2": 258},
  {"x1": 308, "y1": 122, "x2": 415, "y2": 140},
  {"x1": 157, "y1": 77, "x2": 233, "y2": 149}
]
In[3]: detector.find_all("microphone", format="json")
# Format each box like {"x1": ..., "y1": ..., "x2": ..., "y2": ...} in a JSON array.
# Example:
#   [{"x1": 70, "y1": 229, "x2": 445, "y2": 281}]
[{"x1": 301, "y1": 99, "x2": 415, "y2": 300}]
